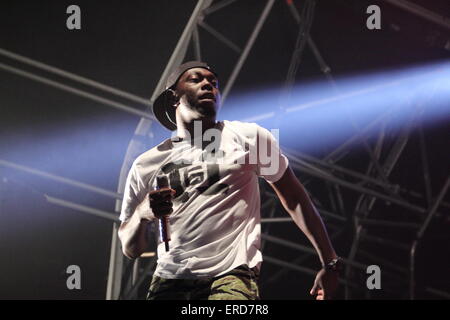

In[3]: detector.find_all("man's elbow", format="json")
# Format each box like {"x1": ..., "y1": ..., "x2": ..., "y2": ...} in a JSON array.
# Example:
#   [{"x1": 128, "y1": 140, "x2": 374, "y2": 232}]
[
  {"x1": 119, "y1": 236, "x2": 140, "y2": 259},
  {"x1": 122, "y1": 247, "x2": 139, "y2": 260},
  {"x1": 118, "y1": 223, "x2": 138, "y2": 259}
]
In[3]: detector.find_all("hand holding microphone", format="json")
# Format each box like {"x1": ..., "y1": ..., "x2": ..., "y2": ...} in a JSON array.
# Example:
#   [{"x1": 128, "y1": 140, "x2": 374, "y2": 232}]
[{"x1": 149, "y1": 176, "x2": 175, "y2": 252}]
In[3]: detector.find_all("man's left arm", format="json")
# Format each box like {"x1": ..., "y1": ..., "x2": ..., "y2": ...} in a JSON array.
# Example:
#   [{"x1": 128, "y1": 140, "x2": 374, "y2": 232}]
[{"x1": 269, "y1": 165, "x2": 340, "y2": 300}]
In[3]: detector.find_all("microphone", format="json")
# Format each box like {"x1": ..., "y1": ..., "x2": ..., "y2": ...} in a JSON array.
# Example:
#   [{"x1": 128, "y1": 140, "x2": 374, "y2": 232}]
[{"x1": 156, "y1": 176, "x2": 171, "y2": 252}]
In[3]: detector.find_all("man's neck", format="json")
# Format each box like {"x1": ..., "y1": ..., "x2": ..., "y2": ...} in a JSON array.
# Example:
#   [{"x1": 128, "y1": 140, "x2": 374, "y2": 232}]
[{"x1": 176, "y1": 118, "x2": 217, "y2": 146}]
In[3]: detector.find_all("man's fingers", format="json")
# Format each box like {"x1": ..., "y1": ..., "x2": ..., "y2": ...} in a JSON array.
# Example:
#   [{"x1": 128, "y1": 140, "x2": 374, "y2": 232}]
[
  {"x1": 150, "y1": 202, "x2": 173, "y2": 212},
  {"x1": 154, "y1": 207, "x2": 173, "y2": 218},
  {"x1": 155, "y1": 208, "x2": 173, "y2": 219},
  {"x1": 148, "y1": 186, "x2": 176, "y2": 220},
  {"x1": 151, "y1": 196, "x2": 174, "y2": 205},
  {"x1": 149, "y1": 188, "x2": 176, "y2": 200},
  {"x1": 315, "y1": 289, "x2": 325, "y2": 300},
  {"x1": 161, "y1": 188, "x2": 176, "y2": 196},
  {"x1": 149, "y1": 189, "x2": 174, "y2": 219},
  {"x1": 151, "y1": 202, "x2": 173, "y2": 209},
  {"x1": 149, "y1": 193, "x2": 172, "y2": 201},
  {"x1": 310, "y1": 283, "x2": 319, "y2": 295}
]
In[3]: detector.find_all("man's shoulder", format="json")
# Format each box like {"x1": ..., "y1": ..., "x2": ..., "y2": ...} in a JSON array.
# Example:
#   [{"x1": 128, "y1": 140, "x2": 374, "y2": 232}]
[
  {"x1": 223, "y1": 120, "x2": 262, "y2": 134},
  {"x1": 133, "y1": 138, "x2": 173, "y2": 167},
  {"x1": 223, "y1": 120, "x2": 280, "y2": 148},
  {"x1": 223, "y1": 120, "x2": 272, "y2": 140}
]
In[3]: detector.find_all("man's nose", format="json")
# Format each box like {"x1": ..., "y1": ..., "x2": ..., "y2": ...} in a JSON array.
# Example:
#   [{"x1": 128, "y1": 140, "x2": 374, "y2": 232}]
[{"x1": 201, "y1": 79, "x2": 214, "y2": 91}]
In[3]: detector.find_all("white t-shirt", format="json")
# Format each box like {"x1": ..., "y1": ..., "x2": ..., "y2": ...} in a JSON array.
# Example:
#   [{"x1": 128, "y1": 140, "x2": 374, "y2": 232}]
[{"x1": 119, "y1": 120, "x2": 289, "y2": 279}]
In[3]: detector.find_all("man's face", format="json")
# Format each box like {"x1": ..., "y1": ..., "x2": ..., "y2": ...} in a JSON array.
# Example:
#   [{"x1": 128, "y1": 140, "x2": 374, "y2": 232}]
[{"x1": 174, "y1": 67, "x2": 221, "y2": 118}]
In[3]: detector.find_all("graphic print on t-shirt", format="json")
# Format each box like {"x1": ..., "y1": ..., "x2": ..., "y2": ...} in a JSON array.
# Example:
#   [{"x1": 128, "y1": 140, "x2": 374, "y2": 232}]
[{"x1": 159, "y1": 161, "x2": 230, "y2": 203}]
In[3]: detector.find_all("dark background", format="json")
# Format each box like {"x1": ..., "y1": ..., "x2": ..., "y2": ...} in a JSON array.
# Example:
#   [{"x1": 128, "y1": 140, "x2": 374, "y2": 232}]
[{"x1": 0, "y1": 0, "x2": 449, "y2": 299}]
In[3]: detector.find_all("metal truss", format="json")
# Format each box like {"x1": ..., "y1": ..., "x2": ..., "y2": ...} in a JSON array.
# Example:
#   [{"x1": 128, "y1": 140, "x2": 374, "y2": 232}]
[
  {"x1": 108, "y1": 0, "x2": 450, "y2": 300},
  {"x1": 1, "y1": 0, "x2": 448, "y2": 300},
  {"x1": 381, "y1": 0, "x2": 450, "y2": 31}
]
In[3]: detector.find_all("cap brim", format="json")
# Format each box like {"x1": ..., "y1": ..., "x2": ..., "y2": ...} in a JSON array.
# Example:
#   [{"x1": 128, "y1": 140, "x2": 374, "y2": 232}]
[{"x1": 152, "y1": 89, "x2": 177, "y2": 131}]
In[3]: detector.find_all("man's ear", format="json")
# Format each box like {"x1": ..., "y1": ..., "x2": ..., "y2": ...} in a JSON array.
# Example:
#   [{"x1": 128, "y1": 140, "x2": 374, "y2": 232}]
[{"x1": 168, "y1": 89, "x2": 180, "y2": 107}]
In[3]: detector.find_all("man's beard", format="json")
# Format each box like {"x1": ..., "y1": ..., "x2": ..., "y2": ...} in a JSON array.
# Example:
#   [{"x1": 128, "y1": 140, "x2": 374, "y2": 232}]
[
  {"x1": 188, "y1": 96, "x2": 217, "y2": 117},
  {"x1": 184, "y1": 92, "x2": 218, "y2": 117},
  {"x1": 196, "y1": 102, "x2": 217, "y2": 117}
]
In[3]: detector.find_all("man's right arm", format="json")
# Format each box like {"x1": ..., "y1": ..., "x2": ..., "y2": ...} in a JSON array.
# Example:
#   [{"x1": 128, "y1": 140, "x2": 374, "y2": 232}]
[
  {"x1": 118, "y1": 196, "x2": 154, "y2": 259},
  {"x1": 118, "y1": 187, "x2": 175, "y2": 259}
]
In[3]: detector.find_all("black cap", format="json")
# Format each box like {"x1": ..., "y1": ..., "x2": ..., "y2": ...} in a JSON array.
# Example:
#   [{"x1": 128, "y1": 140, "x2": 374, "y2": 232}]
[{"x1": 152, "y1": 61, "x2": 217, "y2": 131}]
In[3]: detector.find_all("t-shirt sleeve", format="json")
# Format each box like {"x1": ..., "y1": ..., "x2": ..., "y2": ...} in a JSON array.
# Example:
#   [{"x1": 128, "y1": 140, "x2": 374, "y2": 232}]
[
  {"x1": 119, "y1": 162, "x2": 147, "y2": 222},
  {"x1": 255, "y1": 125, "x2": 289, "y2": 183}
]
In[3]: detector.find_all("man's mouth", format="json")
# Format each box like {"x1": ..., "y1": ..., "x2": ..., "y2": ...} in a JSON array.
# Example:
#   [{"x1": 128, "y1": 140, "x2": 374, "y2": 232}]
[{"x1": 199, "y1": 93, "x2": 215, "y2": 101}]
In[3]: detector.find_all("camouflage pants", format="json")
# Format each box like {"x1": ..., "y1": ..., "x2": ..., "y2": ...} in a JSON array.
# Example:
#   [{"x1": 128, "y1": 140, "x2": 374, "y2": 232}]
[{"x1": 146, "y1": 264, "x2": 260, "y2": 300}]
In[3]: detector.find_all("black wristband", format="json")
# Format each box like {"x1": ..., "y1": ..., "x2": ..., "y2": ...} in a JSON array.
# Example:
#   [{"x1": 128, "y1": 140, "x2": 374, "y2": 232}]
[{"x1": 323, "y1": 257, "x2": 342, "y2": 272}]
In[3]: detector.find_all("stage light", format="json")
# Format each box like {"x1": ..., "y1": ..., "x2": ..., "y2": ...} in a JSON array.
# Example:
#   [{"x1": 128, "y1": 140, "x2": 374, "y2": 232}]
[{"x1": 220, "y1": 60, "x2": 450, "y2": 154}]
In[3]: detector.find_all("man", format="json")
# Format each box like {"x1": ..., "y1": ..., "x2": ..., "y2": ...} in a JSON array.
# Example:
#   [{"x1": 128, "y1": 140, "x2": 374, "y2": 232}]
[{"x1": 118, "y1": 61, "x2": 340, "y2": 300}]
